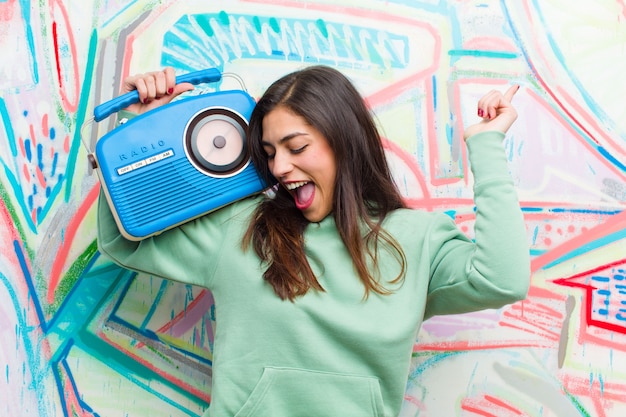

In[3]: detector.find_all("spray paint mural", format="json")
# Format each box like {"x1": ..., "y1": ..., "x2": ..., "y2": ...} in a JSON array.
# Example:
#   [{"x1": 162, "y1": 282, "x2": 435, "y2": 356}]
[{"x1": 1, "y1": 0, "x2": 625, "y2": 415}]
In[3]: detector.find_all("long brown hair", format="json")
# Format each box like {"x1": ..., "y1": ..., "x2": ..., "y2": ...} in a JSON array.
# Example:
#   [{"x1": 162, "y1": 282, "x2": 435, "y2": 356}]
[{"x1": 244, "y1": 65, "x2": 407, "y2": 301}]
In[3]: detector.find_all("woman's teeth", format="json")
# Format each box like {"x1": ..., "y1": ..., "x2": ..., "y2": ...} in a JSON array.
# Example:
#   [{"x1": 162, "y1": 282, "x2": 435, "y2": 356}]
[{"x1": 285, "y1": 181, "x2": 309, "y2": 190}]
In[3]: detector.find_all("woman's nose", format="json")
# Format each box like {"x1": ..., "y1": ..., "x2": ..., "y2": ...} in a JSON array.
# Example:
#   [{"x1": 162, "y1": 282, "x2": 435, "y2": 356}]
[{"x1": 270, "y1": 150, "x2": 293, "y2": 178}]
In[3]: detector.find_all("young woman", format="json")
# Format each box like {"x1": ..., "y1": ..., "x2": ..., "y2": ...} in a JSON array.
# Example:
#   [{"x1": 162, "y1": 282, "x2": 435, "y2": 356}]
[{"x1": 98, "y1": 65, "x2": 530, "y2": 416}]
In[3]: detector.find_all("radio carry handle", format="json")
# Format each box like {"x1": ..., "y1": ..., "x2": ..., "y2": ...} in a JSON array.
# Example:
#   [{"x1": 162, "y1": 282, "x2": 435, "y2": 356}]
[{"x1": 93, "y1": 68, "x2": 223, "y2": 122}]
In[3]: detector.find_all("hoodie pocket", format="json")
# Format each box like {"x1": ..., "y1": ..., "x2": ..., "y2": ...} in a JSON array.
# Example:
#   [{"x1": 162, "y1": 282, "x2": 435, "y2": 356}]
[{"x1": 234, "y1": 367, "x2": 385, "y2": 417}]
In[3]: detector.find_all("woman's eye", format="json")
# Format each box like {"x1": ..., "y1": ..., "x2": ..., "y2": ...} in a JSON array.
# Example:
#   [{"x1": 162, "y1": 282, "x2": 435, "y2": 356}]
[
  {"x1": 263, "y1": 148, "x2": 275, "y2": 159},
  {"x1": 291, "y1": 145, "x2": 307, "y2": 154}
]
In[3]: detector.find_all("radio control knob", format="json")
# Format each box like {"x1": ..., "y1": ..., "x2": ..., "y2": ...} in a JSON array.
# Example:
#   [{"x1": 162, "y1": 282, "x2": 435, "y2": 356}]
[
  {"x1": 88, "y1": 154, "x2": 98, "y2": 169},
  {"x1": 214, "y1": 135, "x2": 227, "y2": 148}
]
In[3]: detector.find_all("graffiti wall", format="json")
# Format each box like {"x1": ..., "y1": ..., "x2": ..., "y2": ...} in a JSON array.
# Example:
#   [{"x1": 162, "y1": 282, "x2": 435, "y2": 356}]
[{"x1": 1, "y1": 0, "x2": 625, "y2": 415}]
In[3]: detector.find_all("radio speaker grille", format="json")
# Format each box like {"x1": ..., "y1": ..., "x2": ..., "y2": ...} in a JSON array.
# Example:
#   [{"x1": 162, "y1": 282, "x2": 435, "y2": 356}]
[{"x1": 108, "y1": 158, "x2": 259, "y2": 229}]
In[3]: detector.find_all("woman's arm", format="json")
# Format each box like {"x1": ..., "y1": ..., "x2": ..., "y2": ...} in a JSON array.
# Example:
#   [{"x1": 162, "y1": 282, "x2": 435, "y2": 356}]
[
  {"x1": 96, "y1": 188, "x2": 234, "y2": 288},
  {"x1": 424, "y1": 86, "x2": 530, "y2": 318}
]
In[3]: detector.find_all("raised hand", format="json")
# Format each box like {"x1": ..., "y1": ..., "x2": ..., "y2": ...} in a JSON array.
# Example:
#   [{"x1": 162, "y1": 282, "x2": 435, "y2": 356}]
[
  {"x1": 121, "y1": 67, "x2": 194, "y2": 115},
  {"x1": 463, "y1": 85, "x2": 520, "y2": 140}
]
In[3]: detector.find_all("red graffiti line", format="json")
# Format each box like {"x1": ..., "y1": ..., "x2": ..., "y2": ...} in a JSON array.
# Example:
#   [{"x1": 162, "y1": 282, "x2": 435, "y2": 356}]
[
  {"x1": 50, "y1": 0, "x2": 80, "y2": 111},
  {"x1": 461, "y1": 394, "x2": 526, "y2": 417},
  {"x1": 561, "y1": 373, "x2": 626, "y2": 417},
  {"x1": 52, "y1": 21, "x2": 62, "y2": 88},
  {"x1": 553, "y1": 259, "x2": 626, "y2": 337},
  {"x1": 97, "y1": 329, "x2": 211, "y2": 403},
  {"x1": 531, "y1": 210, "x2": 626, "y2": 273},
  {"x1": 47, "y1": 184, "x2": 100, "y2": 304},
  {"x1": 56, "y1": 359, "x2": 97, "y2": 417},
  {"x1": 134, "y1": 289, "x2": 215, "y2": 351},
  {"x1": 500, "y1": 298, "x2": 564, "y2": 342}
]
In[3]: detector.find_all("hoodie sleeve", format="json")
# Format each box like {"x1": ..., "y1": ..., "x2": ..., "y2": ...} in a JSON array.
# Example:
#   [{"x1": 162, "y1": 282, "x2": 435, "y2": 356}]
[
  {"x1": 424, "y1": 130, "x2": 530, "y2": 318},
  {"x1": 96, "y1": 188, "x2": 238, "y2": 289}
]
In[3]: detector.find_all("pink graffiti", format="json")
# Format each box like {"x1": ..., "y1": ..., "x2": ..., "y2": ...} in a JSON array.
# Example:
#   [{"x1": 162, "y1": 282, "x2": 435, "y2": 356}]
[{"x1": 47, "y1": 184, "x2": 100, "y2": 304}]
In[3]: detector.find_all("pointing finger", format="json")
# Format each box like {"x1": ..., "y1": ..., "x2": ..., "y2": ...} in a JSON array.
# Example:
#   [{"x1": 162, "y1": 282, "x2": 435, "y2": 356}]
[{"x1": 503, "y1": 84, "x2": 520, "y2": 102}]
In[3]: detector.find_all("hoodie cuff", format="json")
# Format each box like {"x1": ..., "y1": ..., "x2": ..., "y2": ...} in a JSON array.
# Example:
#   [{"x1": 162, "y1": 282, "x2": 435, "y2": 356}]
[{"x1": 465, "y1": 130, "x2": 510, "y2": 185}]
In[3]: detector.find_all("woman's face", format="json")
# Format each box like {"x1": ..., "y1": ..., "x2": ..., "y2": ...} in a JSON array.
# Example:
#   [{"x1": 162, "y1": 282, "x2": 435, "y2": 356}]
[{"x1": 261, "y1": 106, "x2": 337, "y2": 222}]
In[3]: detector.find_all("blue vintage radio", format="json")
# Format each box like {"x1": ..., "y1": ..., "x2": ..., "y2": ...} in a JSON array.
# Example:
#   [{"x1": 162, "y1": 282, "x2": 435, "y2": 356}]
[{"x1": 89, "y1": 68, "x2": 269, "y2": 240}]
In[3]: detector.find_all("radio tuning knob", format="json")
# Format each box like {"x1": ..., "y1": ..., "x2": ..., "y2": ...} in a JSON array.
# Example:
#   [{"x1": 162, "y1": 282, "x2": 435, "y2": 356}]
[
  {"x1": 214, "y1": 135, "x2": 227, "y2": 148},
  {"x1": 88, "y1": 154, "x2": 98, "y2": 169}
]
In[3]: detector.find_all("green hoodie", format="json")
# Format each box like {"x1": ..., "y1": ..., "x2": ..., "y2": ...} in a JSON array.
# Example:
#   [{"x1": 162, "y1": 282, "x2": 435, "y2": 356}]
[{"x1": 97, "y1": 130, "x2": 530, "y2": 417}]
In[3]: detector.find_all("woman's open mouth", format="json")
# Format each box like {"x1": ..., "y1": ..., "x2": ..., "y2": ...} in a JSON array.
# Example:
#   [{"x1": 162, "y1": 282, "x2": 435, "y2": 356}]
[{"x1": 285, "y1": 181, "x2": 316, "y2": 210}]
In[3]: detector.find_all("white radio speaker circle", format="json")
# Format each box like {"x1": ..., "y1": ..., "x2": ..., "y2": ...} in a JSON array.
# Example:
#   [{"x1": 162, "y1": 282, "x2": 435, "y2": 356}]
[{"x1": 186, "y1": 109, "x2": 248, "y2": 176}]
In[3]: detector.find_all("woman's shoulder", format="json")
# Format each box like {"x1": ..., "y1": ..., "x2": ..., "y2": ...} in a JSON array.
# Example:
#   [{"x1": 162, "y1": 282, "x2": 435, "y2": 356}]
[
  {"x1": 216, "y1": 193, "x2": 264, "y2": 220},
  {"x1": 184, "y1": 193, "x2": 265, "y2": 232},
  {"x1": 230, "y1": 193, "x2": 265, "y2": 214}
]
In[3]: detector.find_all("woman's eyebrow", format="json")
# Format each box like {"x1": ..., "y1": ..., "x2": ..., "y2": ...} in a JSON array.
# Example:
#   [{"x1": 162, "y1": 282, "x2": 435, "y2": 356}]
[{"x1": 261, "y1": 132, "x2": 308, "y2": 146}]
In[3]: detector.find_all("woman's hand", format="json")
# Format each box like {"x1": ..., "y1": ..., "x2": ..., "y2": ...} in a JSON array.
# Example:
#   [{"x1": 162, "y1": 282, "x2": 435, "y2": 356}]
[
  {"x1": 463, "y1": 85, "x2": 520, "y2": 140},
  {"x1": 121, "y1": 67, "x2": 194, "y2": 115}
]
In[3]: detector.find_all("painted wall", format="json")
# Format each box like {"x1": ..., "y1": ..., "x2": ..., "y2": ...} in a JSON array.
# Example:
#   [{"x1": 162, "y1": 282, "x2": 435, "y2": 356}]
[{"x1": 1, "y1": 0, "x2": 625, "y2": 416}]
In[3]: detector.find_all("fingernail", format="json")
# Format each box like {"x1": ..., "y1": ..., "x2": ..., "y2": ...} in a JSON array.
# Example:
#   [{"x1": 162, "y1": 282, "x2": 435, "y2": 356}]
[
  {"x1": 168, "y1": 88, "x2": 174, "y2": 94},
  {"x1": 478, "y1": 109, "x2": 484, "y2": 117}
]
